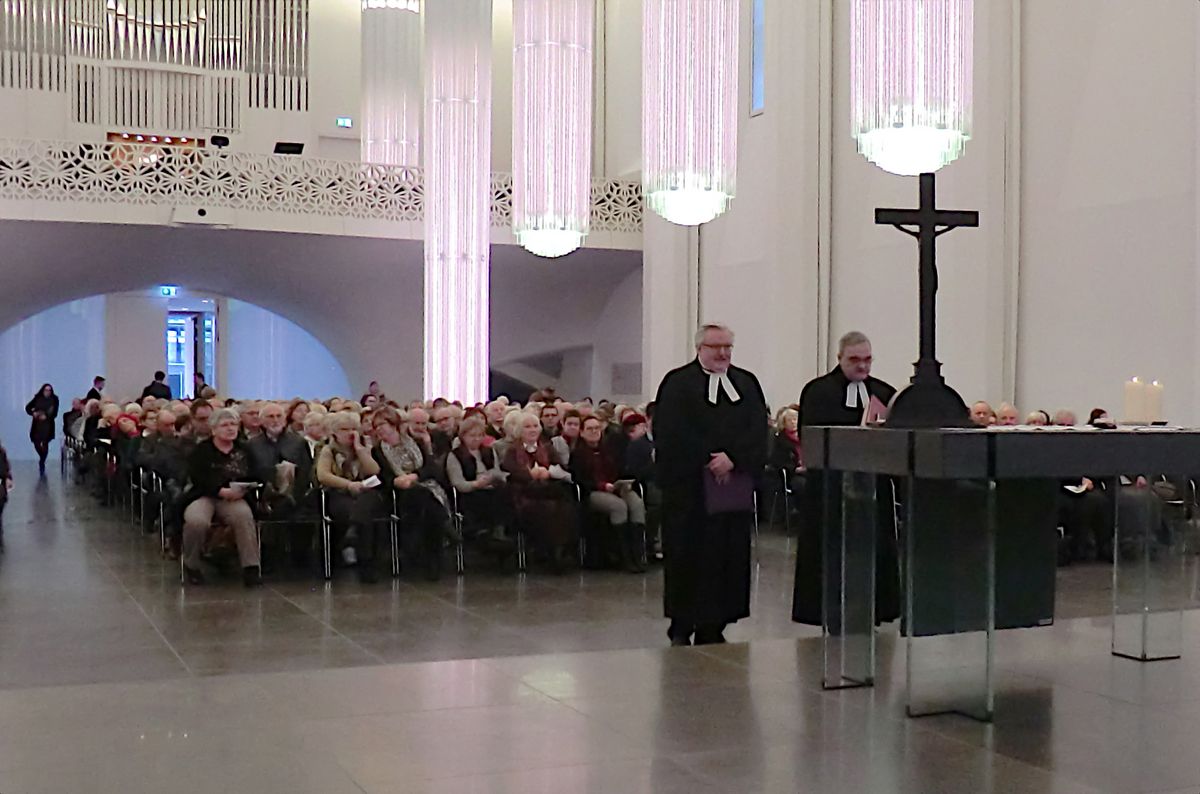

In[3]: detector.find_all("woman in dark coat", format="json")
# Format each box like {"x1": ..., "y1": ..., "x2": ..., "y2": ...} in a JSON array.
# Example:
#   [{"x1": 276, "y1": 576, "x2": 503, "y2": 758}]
[{"x1": 25, "y1": 383, "x2": 59, "y2": 475}]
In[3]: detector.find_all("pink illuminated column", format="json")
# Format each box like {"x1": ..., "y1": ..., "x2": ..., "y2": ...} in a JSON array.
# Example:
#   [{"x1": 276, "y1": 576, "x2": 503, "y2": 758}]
[
  {"x1": 512, "y1": 0, "x2": 594, "y2": 258},
  {"x1": 361, "y1": 0, "x2": 422, "y2": 166},
  {"x1": 423, "y1": 0, "x2": 492, "y2": 402},
  {"x1": 642, "y1": 0, "x2": 739, "y2": 227},
  {"x1": 850, "y1": 0, "x2": 974, "y2": 176}
]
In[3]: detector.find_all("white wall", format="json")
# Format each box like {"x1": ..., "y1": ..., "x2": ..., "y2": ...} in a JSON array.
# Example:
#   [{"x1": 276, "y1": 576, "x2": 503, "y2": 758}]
[
  {"x1": 590, "y1": 268, "x2": 643, "y2": 403},
  {"x1": 103, "y1": 292, "x2": 168, "y2": 402},
  {"x1": 601, "y1": 0, "x2": 643, "y2": 179},
  {"x1": 0, "y1": 297, "x2": 105, "y2": 461},
  {"x1": 1018, "y1": 0, "x2": 1198, "y2": 423},
  {"x1": 223, "y1": 299, "x2": 352, "y2": 399}
]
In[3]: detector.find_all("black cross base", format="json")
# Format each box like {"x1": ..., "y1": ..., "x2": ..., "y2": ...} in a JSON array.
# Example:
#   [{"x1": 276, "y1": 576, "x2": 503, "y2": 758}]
[{"x1": 875, "y1": 172, "x2": 979, "y2": 429}]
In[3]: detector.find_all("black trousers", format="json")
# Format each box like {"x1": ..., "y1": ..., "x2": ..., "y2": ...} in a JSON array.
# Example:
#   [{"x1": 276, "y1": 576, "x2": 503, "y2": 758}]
[{"x1": 325, "y1": 490, "x2": 387, "y2": 567}]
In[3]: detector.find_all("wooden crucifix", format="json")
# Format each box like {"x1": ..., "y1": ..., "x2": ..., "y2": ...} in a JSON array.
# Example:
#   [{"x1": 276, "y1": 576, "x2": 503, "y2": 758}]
[{"x1": 875, "y1": 172, "x2": 979, "y2": 428}]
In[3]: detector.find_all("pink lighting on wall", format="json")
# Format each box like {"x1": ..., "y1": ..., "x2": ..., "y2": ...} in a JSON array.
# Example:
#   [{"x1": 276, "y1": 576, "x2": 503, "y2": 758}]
[
  {"x1": 360, "y1": 0, "x2": 422, "y2": 166},
  {"x1": 850, "y1": 0, "x2": 974, "y2": 176},
  {"x1": 512, "y1": 0, "x2": 594, "y2": 258},
  {"x1": 423, "y1": 0, "x2": 492, "y2": 402},
  {"x1": 642, "y1": 0, "x2": 739, "y2": 227}
]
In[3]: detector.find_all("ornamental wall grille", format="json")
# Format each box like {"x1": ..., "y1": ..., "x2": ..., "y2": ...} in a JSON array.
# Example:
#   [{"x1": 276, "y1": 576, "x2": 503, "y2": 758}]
[{"x1": 0, "y1": 139, "x2": 645, "y2": 235}]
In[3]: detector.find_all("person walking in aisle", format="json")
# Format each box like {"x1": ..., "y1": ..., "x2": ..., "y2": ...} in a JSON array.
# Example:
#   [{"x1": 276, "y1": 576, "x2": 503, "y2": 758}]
[{"x1": 25, "y1": 383, "x2": 59, "y2": 477}]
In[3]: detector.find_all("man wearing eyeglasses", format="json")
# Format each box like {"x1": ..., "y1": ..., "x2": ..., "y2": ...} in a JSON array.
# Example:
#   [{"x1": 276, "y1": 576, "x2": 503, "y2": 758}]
[
  {"x1": 654, "y1": 323, "x2": 768, "y2": 647},
  {"x1": 792, "y1": 330, "x2": 901, "y2": 626}
]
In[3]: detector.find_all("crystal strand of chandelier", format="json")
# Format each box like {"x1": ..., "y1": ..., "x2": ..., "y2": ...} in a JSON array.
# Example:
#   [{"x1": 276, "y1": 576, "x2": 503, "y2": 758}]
[
  {"x1": 850, "y1": 0, "x2": 973, "y2": 176},
  {"x1": 642, "y1": 0, "x2": 739, "y2": 227},
  {"x1": 423, "y1": 0, "x2": 492, "y2": 403},
  {"x1": 361, "y1": 0, "x2": 421, "y2": 166},
  {"x1": 512, "y1": 0, "x2": 594, "y2": 259}
]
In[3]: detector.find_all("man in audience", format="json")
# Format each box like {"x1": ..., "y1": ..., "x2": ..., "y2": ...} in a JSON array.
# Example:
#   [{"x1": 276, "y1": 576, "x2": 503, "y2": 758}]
[
  {"x1": 140, "y1": 371, "x2": 172, "y2": 401},
  {"x1": 191, "y1": 401, "x2": 214, "y2": 439},
  {"x1": 655, "y1": 323, "x2": 767, "y2": 646},
  {"x1": 484, "y1": 400, "x2": 506, "y2": 440},
  {"x1": 62, "y1": 398, "x2": 83, "y2": 440},
  {"x1": 997, "y1": 403, "x2": 1020, "y2": 426},
  {"x1": 540, "y1": 403, "x2": 562, "y2": 439},
  {"x1": 86, "y1": 376, "x2": 105, "y2": 402},
  {"x1": 248, "y1": 402, "x2": 315, "y2": 569},
  {"x1": 970, "y1": 401, "x2": 997, "y2": 427},
  {"x1": 240, "y1": 402, "x2": 263, "y2": 439},
  {"x1": 431, "y1": 406, "x2": 457, "y2": 458}
]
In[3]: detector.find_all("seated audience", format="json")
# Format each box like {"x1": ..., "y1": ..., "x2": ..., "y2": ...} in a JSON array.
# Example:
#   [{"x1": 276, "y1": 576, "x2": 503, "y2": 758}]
[
  {"x1": 540, "y1": 402, "x2": 562, "y2": 438},
  {"x1": 502, "y1": 412, "x2": 578, "y2": 572},
  {"x1": 570, "y1": 415, "x2": 646, "y2": 573},
  {"x1": 180, "y1": 408, "x2": 262, "y2": 587},
  {"x1": 770, "y1": 407, "x2": 806, "y2": 514},
  {"x1": 286, "y1": 398, "x2": 310, "y2": 433},
  {"x1": 1053, "y1": 409, "x2": 1077, "y2": 427},
  {"x1": 552, "y1": 408, "x2": 582, "y2": 466},
  {"x1": 997, "y1": 403, "x2": 1020, "y2": 426},
  {"x1": 446, "y1": 417, "x2": 512, "y2": 548},
  {"x1": 371, "y1": 408, "x2": 454, "y2": 580},
  {"x1": 1088, "y1": 408, "x2": 1116, "y2": 428},
  {"x1": 247, "y1": 402, "x2": 316, "y2": 568},
  {"x1": 316, "y1": 411, "x2": 387, "y2": 583},
  {"x1": 1026, "y1": 410, "x2": 1051, "y2": 426},
  {"x1": 970, "y1": 401, "x2": 997, "y2": 427}
]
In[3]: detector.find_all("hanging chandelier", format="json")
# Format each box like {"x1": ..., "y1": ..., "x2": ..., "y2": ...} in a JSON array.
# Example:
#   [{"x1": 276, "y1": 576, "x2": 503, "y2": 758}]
[
  {"x1": 423, "y1": 0, "x2": 492, "y2": 402},
  {"x1": 512, "y1": 0, "x2": 594, "y2": 259},
  {"x1": 642, "y1": 0, "x2": 739, "y2": 227},
  {"x1": 360, "y1": 0, "x2": 422, "y2": 166},
  {"x1": 850, "y1": 0, "x2": 974, "y2": 176}
]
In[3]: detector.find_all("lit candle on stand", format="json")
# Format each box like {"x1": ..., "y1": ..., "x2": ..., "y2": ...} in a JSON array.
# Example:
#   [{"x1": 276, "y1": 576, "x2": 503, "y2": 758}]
[
  {"x1": 1146, "y1": 381, "x2": 1164, "y2": 424},
  {"x1": 1124, "y1": 378, "x2": 1146, "y2": 424}
]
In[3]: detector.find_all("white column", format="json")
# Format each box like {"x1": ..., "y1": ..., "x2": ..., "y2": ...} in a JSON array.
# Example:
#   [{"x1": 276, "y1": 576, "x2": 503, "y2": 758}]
[
  {"x1": 423, "y1": 0, "x2": 493, "y2": 403},
  {"x1": 642, "y1": 212, "x2": 694, "y2": 399}
]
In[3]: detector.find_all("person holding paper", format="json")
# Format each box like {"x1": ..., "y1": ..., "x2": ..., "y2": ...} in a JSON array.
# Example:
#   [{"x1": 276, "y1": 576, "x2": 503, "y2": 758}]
[
  {"x1": 316, "y1": 411, "x2": 386, "y2": 583},
  {"x1": 570, "y1": 414, "x2": 647, "y2": 574},
  {"x1": 180, "y1": 408, "x2": 262, "y2": 588},
  {"x1": 371, "y1": 408, "x2": 454, "y2": 581},
  {"x1": 654, "y1": 324, "x2": 768, "y2": 646},
  {"x1": 792, "y1": 331, "x2": 900, "y2": 626},
  {"x1": 501, "y1": 413, "x2": 579, "y2": 574}
]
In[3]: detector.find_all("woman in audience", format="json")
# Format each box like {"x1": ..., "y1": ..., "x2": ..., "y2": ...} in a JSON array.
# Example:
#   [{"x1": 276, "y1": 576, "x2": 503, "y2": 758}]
[
  {"x1": 771, "y1": 408, "x2": 806, "y2": 513},
  {"x1": 371, "y1": 408, "x2": 453, "y2": 580},
  {"x1": 1025, "y1": 410, "x2": 1051, "y2": 427},
  {"x1": 571, "y1": 415, "x2": 646, "y2": 573},
  {"x1": 286, "y1": 398, "x2": 310, "y2": 433},
  {"x1": 502, "y1": 413, "x2": 577, "y2": 572},
  {"x1": 180, "y1": 408, "x2": 262, "y2": 587},
  {"x1": 446, "y1": 417, "x2": 512, "y2": 549},
  {"x1": 493, "y1": 409, "x2": 526, "y2": 461},
  {"x1": 25, "y1": 383, "x2": 59, "y2": 475},
  {"x1": 317, "y1": 411, "x2": 387, "y2": 583}
]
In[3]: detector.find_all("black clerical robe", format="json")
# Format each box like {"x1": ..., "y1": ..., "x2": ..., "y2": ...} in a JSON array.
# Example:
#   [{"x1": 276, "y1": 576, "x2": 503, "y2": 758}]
[
  {"x1": 792, "y1": 367, "x2": 901, "y2": 626},
  {"x1": 654, "y1": 360, "x2": 768, "y2": 630}
]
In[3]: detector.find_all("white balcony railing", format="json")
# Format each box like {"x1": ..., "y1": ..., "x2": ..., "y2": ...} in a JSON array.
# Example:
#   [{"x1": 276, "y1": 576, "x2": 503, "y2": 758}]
[{"x1": 0, "y1": 139, "x2": 644, "y2": 234}]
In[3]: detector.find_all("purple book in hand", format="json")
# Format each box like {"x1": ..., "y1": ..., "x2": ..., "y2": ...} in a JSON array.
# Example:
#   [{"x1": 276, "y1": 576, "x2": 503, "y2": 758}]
[{"x1": 703, "y1": 469, "x2": 756, "y2": 515}]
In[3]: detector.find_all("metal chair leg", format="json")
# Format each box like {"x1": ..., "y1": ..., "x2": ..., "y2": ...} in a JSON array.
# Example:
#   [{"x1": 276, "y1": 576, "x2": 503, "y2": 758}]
[{"x1": 517, "y1": 531, "x2": 527, "y2": 573}]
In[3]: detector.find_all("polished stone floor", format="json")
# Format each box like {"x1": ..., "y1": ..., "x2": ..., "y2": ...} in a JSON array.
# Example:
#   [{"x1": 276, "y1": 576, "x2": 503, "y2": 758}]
[{"x1": 1, "y1": 462, "x2": 1197, "y2": 793}]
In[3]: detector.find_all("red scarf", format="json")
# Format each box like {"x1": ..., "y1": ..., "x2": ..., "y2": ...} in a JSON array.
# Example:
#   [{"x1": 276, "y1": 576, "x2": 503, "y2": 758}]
[{"x1": 784, "y1": 428, "x2": 802, "y2": 462}]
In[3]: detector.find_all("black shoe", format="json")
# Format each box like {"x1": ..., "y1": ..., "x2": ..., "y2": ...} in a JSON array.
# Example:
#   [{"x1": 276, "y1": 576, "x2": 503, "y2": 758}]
[
  {"x1": 670, "y1": 634, "x2": 692, "y2": 647},
  {"x1": 358, "y1": 566, "x2": 380, "y2": 584},
  {"x1": 242, "y1": 566, "x2": 263, "y2": 588},
  {"x1": 694, "y1": 628, "x2": 727, "y2": 646},
  {"x1": 183, "y1": 565, "x2": 206, "y2": 585}
]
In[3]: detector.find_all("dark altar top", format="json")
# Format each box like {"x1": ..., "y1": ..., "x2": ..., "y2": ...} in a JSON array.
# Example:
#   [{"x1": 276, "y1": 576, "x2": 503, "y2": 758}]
[{"x1": 803, "y1": 426, "x2": 1200, "y2": 479}]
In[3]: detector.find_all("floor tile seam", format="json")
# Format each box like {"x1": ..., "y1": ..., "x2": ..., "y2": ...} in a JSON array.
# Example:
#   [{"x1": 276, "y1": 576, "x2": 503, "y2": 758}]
[
  {"x1": 88, "y1": 544, "x2": 196, "y2": 677},
  {"x1": 271, "y1": 588, "x2": 389, "y2": 665}
]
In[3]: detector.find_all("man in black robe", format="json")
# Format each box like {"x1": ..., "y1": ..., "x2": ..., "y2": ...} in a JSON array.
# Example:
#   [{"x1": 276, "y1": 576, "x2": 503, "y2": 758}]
[
  {"x1": 655, "y1": 324, "x2": 768, "y2": 646},
  {"x1": 792, "y1": 331, "x2": 901, "y2": 626}
]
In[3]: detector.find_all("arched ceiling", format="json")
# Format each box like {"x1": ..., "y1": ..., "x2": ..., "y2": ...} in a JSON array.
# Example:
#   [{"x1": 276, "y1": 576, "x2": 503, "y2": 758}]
[{"x1": 0, "y1": 219, "x2": 641, "y2": 393}]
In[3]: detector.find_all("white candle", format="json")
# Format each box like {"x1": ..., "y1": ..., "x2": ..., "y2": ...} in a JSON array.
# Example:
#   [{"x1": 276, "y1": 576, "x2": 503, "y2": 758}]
[
  {"x1": 1124, "y1": 378, "x2": 1147, "y2": 424},
  {"x1": 1146, "y1": 381, "x2": 1164, "y2": 424}
]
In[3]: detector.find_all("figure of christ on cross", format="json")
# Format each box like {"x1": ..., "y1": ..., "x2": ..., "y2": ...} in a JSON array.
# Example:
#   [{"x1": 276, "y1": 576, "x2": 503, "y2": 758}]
[{"x1": 874, "y1": 172, "x2": 979, "y2": 429}]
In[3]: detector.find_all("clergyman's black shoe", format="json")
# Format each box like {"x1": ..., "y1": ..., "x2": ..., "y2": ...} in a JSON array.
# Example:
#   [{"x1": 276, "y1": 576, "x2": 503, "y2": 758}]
[{"x1": 242, "y1": 566, "x2": 263, "y2": 588}]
